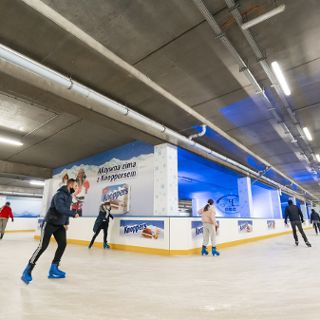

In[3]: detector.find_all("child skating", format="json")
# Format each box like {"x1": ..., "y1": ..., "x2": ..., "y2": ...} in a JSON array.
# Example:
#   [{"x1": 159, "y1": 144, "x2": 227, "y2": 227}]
[
  {"x1": 198, "y1": 199, "x2": 220, "y2": 256},
  {"x1": 88, "y1": 201, "x2": 114, "y2": 249}
]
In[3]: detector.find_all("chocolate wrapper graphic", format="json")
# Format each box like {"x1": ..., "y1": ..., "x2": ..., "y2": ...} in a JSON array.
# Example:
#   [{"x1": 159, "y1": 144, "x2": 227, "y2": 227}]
[
  {"x1": 238, "y1": 220, "x2": 253, "y2": 233},
  {"x1": 120, "y1": 220, "x2": 164, "y2": 240},
  {"x1": 101, "y1": 183, "x2": 130, "y2": 214}
]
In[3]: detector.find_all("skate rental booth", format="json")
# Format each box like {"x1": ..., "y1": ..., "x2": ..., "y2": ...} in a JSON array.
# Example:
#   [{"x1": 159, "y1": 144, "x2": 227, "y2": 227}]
[{"x1": 25, "y1": 140, "x2": 315, "y2": 255}]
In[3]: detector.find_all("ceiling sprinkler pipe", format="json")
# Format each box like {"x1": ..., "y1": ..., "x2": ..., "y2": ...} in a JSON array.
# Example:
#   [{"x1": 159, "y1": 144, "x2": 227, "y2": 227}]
[
  {"x1": 189, "y1": 125, "x2": 207, "y2": 140},
  {"x1": 0, "y1": 43, "x2": 315, "y2": 199}
]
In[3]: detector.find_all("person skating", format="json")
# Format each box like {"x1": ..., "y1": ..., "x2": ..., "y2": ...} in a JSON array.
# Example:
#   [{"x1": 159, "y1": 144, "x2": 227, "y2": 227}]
[
  {"x1": 88, "y1": 201, "x2": 114, "y2": 249},
  {"x1": 198, "y1": 199, "x2": 220, "y2": 256},
  {"x1": 285, "y1": 200, "x2": 311, "y2": 247},
  {"x1": 310, "y1": 209, "x2": 320, "y2": 235},
  {"x1": 0, "y1": 202, "x2": 14, "y2": 239},
  {"x1": 21, "y1": 179, "x2": 80, "y2": 285}
]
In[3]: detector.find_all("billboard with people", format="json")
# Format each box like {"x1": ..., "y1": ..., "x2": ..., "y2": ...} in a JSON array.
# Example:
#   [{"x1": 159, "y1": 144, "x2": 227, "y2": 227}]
[{"x1": 48, "y1": 141, "x2": 154, "y2": 216}]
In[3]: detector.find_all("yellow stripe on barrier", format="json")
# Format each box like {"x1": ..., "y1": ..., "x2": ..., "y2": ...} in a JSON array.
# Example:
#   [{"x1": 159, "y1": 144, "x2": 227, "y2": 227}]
[
  {"x1": 34, "y1": 227, "x2": 313, "y2": 255},
  {"x1": 6, "y1": 229, "x2": 35, "y2": 233}
]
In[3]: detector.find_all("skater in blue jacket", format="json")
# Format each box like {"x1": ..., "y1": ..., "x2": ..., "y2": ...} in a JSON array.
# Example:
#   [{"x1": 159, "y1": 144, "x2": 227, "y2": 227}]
[{"x1": 88, "y1": 201, "x2": 114, "y2": 249}]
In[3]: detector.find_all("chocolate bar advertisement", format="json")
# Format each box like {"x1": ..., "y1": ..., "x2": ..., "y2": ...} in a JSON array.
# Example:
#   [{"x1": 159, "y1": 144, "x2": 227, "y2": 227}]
[
  {"x1": 101, "y1": 183, "x2": 130, "y2": 215},
  {"x1": 267, "y1": 220, "x2": 276, "y2": 230},
  {"x1": 50, "y1": 142, "x2": 154, "y2": 216},
  {"x1": 120, "y1": 220, "x2": 164, "y2": 240},
  {"x1": 191, "y1": 220, "x2": 220, "y2": 238},
  {"x1": 238, "y1": 220, "x2": 253, "y2": 233}
]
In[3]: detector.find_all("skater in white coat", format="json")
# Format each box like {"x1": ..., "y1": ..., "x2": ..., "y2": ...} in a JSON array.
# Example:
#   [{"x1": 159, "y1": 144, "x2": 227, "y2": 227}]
[{"x1": 198, "y1": 199, "x2": 220, "y2": 256}]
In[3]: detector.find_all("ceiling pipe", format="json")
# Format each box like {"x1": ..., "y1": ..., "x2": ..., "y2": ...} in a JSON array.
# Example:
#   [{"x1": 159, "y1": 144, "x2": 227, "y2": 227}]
[
  {"x1": 18, "y1": 0, "x2": 314, "y2": 198},
  {"x1": 224, "y1": 0, "x2": 316, "y2": 163},
  {"x1": 241, "y1": 4, "x2": 286, "y2": 30},
  {"x1": 192, "y1": 0, "x2": 318, "y2": 184},
  {"x1": 189, "y1": 125, "x2": 207, "y2": 140},
  {"x1": 0, "y1": 44, "x2": 314, "y2": 199}
]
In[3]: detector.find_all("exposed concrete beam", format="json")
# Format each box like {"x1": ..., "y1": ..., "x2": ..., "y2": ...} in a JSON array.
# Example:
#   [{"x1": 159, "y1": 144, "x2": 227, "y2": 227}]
[
  {"x1": 0, "y1": 160, "x2": 52, "y2": 179},
  {"x1": 0, "y1": 184, "x2": 43, "y2": 197}
]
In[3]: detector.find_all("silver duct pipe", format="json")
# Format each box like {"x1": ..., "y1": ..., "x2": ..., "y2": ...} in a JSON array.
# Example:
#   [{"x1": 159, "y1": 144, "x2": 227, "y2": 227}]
[
  {"x1": 0, "y1": 43, "x2": 314, "y2": 199},
  {"x1": 19, "y1": 0, "x2": 313, "y2": 198},
  {"x1": 224, "y1": 0, "x2": 315, "y2": 162}
]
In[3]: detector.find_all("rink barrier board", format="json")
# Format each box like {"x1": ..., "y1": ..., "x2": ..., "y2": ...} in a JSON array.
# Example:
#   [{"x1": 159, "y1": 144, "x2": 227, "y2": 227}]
[{"x1": 34, "y1": 226, "x2": 313, "y2": 255}]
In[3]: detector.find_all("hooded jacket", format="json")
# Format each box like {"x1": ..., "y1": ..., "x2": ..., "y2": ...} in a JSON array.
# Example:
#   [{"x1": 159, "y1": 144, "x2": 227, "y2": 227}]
[
  {"x1": 284, "y1": 204, "x2": 304, "y2": 223},
  {"x1": 45, "y1": 186, "x2": 75, "y2": 226},
  {"x1": 93, "y1": 206, "x2": 114, "y2": 233},
  {"x1": 0, "y1": 205, "x2": 13, "y2": 219},
  {"x1": 310, "y1": 211, "x2": 320, "y2": 223}
]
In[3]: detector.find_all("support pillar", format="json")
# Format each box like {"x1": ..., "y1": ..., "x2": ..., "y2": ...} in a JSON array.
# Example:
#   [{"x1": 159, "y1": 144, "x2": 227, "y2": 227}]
[
  {"x1": 237, "y1": 176, "x2": 253, "y2": 218},
  {"x1": 154, "y1": 144, "x2": 178, "y2": 216}
]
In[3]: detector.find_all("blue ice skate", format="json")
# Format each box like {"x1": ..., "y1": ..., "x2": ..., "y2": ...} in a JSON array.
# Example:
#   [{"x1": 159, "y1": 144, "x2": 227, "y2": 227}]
[
  {"x1": 201, "y1": 245, "x2": 209, "y2": 256},
  {"x1": 212, "y1": 247, "x2": 220, "y2": 256},
  {"x1": 48, "y1": 263, "x2": 66, "y2": 279}
]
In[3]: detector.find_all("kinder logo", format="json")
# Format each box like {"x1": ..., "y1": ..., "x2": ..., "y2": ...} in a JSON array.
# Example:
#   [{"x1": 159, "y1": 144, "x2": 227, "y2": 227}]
[{"x1": 124, "y1": 223, "x2": 147, "y2": 234}]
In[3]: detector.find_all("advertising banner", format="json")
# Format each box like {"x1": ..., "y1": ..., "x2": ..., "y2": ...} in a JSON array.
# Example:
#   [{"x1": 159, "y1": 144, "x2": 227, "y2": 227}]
[
  {"x1": 50, "y1": 142, "x2": 154, "y2": 217},
  {"x1": 267, "y1": 220, "x2": 276, "y2": 230},
  {"x1": 191, "y1": 221, "x2": 203, "y2": 238},
  {"x1": 120, "y1": 220, "x2": 164, "y2": 240},
  {"x1": 101, "y1": 183, "x2": 130, "y2": 215},
  {"x1": 238, "y1": 220, "x2": 253, "y2": 233},
  {"x1": 191, "y1": 220, "x2": 220, "y2": 238}
]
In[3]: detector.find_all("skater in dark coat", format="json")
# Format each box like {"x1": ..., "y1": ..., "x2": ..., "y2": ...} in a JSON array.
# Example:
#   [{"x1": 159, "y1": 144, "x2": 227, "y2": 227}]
[
  {"x1": 88, "y1": 201, "x2": 114, "y2": 249},
  {"x1": 310, "y1": 209, "x2": 320, "y2": 235},
  {"x1": 285, "y1": 200, "x2": 311, "y2": 247}
]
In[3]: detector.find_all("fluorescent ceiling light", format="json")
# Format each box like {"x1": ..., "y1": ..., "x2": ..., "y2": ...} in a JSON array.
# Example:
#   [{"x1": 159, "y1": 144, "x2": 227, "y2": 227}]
[
  {"x1": 271, "y1": 61, "x2": 291, "y2": 96},
  {"x1": 241, "y1": 4, "x2": 286, "y2": 30},
  {"x1": 303, "y1": 127, "x2": 313, "y2": 141},
  {"x1": 0, "y1": 136, "x2": 23, "y2": 146},
  {"x1": 30, "y1": 180, "x2": 45, "y2": 187},
  {"x1": 316, "y1": 154, "x2": 320, "y2": 163}
]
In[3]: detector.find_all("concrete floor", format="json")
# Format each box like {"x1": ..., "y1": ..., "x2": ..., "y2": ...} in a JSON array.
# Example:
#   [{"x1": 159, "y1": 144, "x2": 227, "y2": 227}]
[{"x1": 1, "y1": 231, "x2": 319, "y2": 320}]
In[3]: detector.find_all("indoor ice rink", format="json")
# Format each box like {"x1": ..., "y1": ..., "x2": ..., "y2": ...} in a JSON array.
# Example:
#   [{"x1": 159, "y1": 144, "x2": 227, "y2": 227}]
[{"x1": 1, "y1": 1, "x2": 320, "y2": 319}]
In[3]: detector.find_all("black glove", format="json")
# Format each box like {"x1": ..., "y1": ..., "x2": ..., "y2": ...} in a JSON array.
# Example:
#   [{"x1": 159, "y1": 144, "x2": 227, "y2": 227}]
[
  {"x1": 11, "y1": 218, "x2": 14, "y2": 222},
  {"x1": 301, "y1": 220, "x2": 305, "y2": 224},
  {"x1": 284, "y1": 220, "x2": 288, "y2": 225}
]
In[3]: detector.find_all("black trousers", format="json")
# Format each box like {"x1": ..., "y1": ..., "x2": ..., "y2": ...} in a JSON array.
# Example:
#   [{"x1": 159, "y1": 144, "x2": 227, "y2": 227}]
[
  {"x1": 290, "y1": 221, "x2": 309, "y2": 243},
  {"x1": 312, "y1": 222, "x2": 320, "y2": 234},
  {"x1": 89, "y1": 221, "x2": 109, "y2": 248},
  {"x1": 29, "y1": 222, "x2": 67, "y2": 265}
]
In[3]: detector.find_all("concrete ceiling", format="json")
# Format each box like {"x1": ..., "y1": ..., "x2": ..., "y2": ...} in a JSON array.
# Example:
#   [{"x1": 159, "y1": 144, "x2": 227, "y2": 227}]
[{"x1": 0, "y1": 0, "x2": 319, "y2": 198}]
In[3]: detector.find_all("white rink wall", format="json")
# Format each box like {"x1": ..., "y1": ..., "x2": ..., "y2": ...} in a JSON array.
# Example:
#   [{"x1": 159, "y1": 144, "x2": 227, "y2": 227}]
[
  {"x1": 6, "y1": 218, "x2": 38, "y2": 232},
  {"x1": 33, "y1": 217, "x2": 310, "y2": 253}
]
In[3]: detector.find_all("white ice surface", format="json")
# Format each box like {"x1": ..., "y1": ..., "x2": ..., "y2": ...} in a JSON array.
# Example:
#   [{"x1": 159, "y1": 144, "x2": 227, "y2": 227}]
[{"x1": 0, "y1": 231, "x2": 319, "y2": 320}]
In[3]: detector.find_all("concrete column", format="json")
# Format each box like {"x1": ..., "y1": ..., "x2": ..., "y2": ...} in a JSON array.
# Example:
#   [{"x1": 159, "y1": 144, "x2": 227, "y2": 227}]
[
  {"x1": 237, "y1": 176, "x2": 253, "y2": 218},
  {"x1": 154, "y1": 144, "x2": 178, "y2": 216},
  {"x1": 300, "y1": 203, "x2": 308, "y2": 220},
  {"x1": 40, "y1": 179, "x2": 53, "y2": 217},
  {"x1": 271, "y1": 190, "x2": 282, "y2": 218}
]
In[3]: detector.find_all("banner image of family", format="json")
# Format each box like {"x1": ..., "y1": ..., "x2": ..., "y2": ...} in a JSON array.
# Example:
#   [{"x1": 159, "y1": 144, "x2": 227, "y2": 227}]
[{"x1": 50, "y1": 141, "x2": 155, "y2": 217}]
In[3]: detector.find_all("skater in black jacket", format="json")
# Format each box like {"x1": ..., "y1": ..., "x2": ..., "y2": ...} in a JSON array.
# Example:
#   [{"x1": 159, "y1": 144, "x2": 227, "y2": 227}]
[
  {"x1": 310, "y1": 209, "x2": 320, "y2": 235},
  {"x1": 285, "y1": 200, "x2": 311, "y2": 247},
  {"x1": 89, "y1": 201, "x2": 114, "y2": 249},
  {"x1": 21, "y1": 179, "x2": 80, "y2": 284}
]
